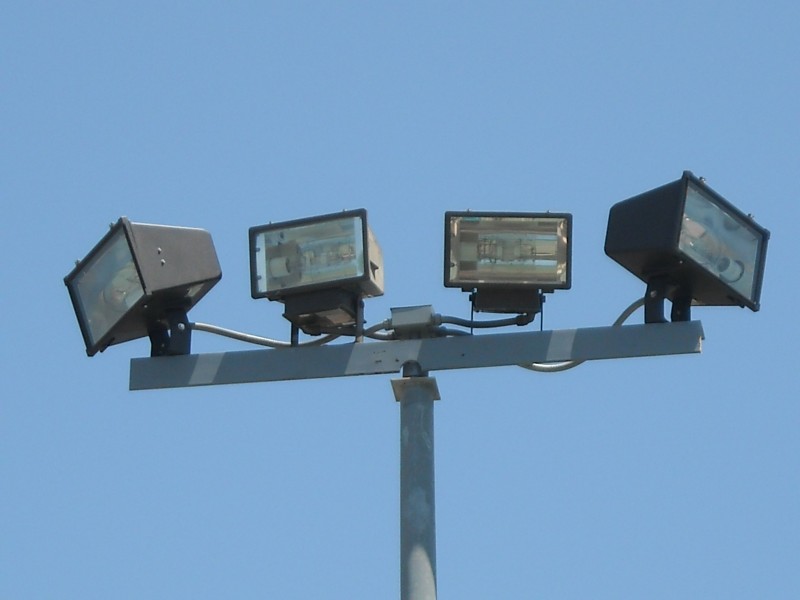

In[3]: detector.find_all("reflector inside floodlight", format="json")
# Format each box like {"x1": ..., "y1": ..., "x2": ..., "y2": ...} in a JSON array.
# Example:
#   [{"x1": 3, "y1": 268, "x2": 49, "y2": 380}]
[
  {"x1": 445, "y1": 213, "x2": 571, "y2": 289},
  {"x1": 250, "y1": 209, "x2": 383, "y2": 301},
  {"x1": 679, "y1": 183, "x2": 761, "y2": 303},
  {"x1": 69, "y1": 227, "x2": 146, "y2": 350},
  {"x1": 253, "y1": 216, "x2": 364, "y2": 295}
]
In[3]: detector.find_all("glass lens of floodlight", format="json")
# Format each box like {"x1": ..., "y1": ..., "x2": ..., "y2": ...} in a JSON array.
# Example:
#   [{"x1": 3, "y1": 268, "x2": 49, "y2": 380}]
[
  {"x1": 70, "y1": 228, "x2": 145, "y2": 347},
  {"x1": 447, "y1": 214, "x2": 570, "y2": 287},
  {"x1": 679, "y1": 183, "x2": 761, "y2": 303},
  {"x1": 252, "y1": 215, "x2": 365, "y2": 296}
]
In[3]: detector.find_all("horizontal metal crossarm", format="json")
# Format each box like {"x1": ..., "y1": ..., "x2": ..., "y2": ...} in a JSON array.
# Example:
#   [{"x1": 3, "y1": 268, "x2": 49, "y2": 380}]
[{"x1": 129, "y1": 321, "x2": 704, "y2": 390}]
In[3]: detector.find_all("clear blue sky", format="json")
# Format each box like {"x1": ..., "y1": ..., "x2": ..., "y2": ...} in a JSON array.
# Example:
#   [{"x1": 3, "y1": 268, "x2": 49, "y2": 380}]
[{"x1": 2, "y1": 2, "x2": 798, "y2": 598}]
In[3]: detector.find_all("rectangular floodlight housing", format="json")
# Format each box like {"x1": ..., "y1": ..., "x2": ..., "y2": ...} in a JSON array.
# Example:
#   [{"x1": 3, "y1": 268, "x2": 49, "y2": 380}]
[
  {"x1": 444, "y1": 211, "x2": 572, "y2": 291},
  {"x1": 604, "y1": 171, "x2": 769, "y2": 311},
  {"x1": 65, "y1": 217, "x2": 222, "y2": 356},
  {"x1": 249, "y1": 209, "x2": 384, "y2": 302}
]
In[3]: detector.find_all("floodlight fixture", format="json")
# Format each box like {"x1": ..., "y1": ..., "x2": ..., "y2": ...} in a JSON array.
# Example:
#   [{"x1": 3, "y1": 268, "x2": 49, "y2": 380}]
[
  {"x1": 605, "y1": 171, "x2": 769, "y2": 323},
  {"x1": 65, "y1": 217, "x2": 222, "y2": 357},
  {"x1": 249, "y1": 209, "x2": 384, "y2": 334},
  {"x1": 444, "y1": 211, "x2": 572, "y2": 314}
]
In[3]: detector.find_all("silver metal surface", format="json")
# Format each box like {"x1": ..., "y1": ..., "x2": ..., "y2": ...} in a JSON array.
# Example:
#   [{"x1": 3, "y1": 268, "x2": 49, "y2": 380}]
[{"x1": 130, "y1": 321, "x2": 704, "y2": 390}]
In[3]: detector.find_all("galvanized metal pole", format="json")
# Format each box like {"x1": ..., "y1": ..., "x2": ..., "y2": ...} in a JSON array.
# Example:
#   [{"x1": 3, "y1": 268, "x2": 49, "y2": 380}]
[{"x1": 392, "y1": 364, "x2": 439, "y2": 600}]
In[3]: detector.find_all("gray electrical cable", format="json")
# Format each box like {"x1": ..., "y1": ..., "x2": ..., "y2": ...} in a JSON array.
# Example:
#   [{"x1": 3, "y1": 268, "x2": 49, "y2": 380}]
[
  {"x1": 190, "y1": 322, "x2": 340, "y2": 348},
  {"x1": 191, "y1": 300, "x2": 645, "y2": 362},
  {"x1": 438, "y1": 313, "x2": 534, "y2": 329},
  {"x1": 191, "y1": 318, "x2": 394, "y2": 348},
  {"x1": 518, "y1": 297, "x2": 646, "y2": 373}
]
